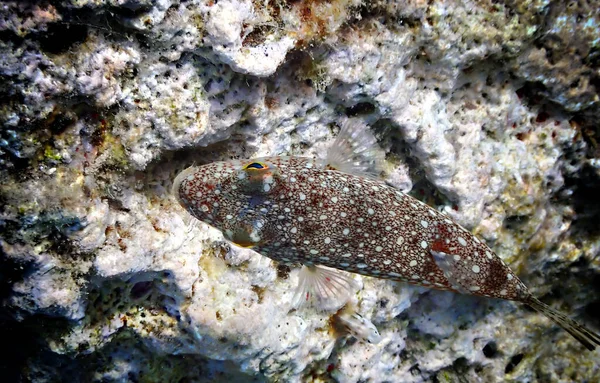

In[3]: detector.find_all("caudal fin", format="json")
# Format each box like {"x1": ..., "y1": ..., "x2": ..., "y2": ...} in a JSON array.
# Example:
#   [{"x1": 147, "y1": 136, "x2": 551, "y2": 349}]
[{"x1": 525, "y1": 296, "x2": 600, "y2": 351}]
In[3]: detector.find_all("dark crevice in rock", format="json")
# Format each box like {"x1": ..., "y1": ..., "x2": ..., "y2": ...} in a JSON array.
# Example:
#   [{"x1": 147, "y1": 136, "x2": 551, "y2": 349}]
[
  {"x1": 504, "y1": 353, "x2": 524, "y2": 374},
  {"x1": 0, "y1": 29, "x2": 25, "y2": 46},
  {"x1": 502, "y1": 214, "x2": 530, "y2": 231},
  {"x1": 0, "y1": 102, "x2": 120, "y2": 180},
  {"x1": 24, "y1": 4, "x2": 144, "y2": 55},
  {"x1": 564, "y1": 163, "x2": 600, "y2": 236},
  {"x1": 374, "y1": 118, "x2": 454, "y2": 207},
  {"x1": 138, "y1": 133, "x2": 255, "y2": 200},
  {"x1": 345, "y1": 102, "x2": 377, "y2": 117},
  {"x1": 0, "y1": 251, "x2": 73, "y2": 381},
  {"x1": 85, "y1": 271, "x2": 185, "y2": 327},
  {"x1": 432, "y1": 356, "x2": 484, "y2": 383},
  {"x1": 532, "y1": 256, "x2": 600, "y2": 333},
  {"x1": 38, "y1": 22, "x2": 89, "y2": 55},
  {"x1": 0, "y1": 314, "x2": 77, "y2": 382},
  {"x1": 482, "y1": 341, "x2": 498, "y2": 358}
]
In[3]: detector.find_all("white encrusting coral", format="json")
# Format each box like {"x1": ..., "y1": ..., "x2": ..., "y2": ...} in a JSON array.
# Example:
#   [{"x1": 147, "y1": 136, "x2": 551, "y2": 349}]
[{"x1": 1, "y1": 0, "x2": 600, "y2": 381}]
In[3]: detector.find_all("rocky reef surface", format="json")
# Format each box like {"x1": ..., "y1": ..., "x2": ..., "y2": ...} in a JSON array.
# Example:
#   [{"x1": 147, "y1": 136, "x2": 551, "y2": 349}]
[{"x1": 1, "y1": 0, "x2": 599, "y2": 381}]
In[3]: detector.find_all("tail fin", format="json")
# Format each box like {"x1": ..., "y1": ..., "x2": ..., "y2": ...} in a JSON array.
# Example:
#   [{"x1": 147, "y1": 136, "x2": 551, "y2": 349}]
[{"x1": 525, "y1": 296, "x2": 600, "y2": 351}]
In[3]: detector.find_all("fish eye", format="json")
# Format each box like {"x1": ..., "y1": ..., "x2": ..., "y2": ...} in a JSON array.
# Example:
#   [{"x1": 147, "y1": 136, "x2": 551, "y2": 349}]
[{"x1": 243, "y1": 162, "x2": 267, "y2": 170}]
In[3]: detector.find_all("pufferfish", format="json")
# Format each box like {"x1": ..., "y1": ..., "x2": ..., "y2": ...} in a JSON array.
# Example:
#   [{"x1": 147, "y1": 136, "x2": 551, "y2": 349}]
[{"x1": 173, "y1": 119, "x2": 600, "y2": 350}]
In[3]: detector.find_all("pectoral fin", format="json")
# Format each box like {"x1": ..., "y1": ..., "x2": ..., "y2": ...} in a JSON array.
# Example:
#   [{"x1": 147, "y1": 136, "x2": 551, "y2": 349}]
[{"x1": 292, "y1": 264, "x2": 358, "y2": 311}]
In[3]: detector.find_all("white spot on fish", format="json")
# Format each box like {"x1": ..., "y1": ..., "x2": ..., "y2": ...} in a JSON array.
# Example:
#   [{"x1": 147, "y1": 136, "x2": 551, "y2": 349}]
[
  {"x1": 457, "y1": 237, "x2": 467, "y2": 246},
  {"x1": 420, "y1": 241, "x2": 428, "y2": 249},
  {"x1": 343, "y1": 228, "x2": 350, "y2": 235},
  {"x1": 409, "y1": 260, "x2": 417, "y2": 267},
  {"x1": 420, "y1": 220, "x2": 428, "y2": 228},
  {"x1": 299, "y1": 193, "x2": 306, "y2": 201},
  {"x1": 367, "y1": 208, "x2": 375, "y2": 215},
  {"x1": 472, "y1": 265, "x2": 480, "y2": 273},
  {"x1": 357, "y1": 263, "x2": 368, "y2": 269}
]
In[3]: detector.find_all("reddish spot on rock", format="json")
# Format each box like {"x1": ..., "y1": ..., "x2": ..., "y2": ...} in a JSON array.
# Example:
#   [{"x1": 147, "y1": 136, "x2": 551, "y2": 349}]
[{"x1": 536, "y1": 111, "x2": 549, "y2": 123}]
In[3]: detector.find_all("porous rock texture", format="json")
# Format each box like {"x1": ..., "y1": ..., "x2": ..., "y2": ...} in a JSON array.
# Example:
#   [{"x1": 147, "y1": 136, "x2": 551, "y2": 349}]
[{"x1": 1, "y1": 0, "x2": 599, "y2": 382}]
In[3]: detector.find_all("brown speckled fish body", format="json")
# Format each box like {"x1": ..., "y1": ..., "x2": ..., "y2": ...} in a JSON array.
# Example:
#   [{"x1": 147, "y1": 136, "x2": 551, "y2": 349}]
[
  {"x1": 175, "y1": 156, "x2": 525, "y2": 300},
  {"x1": 173, "y1": 121, "x2": 600, "y2": 350}
]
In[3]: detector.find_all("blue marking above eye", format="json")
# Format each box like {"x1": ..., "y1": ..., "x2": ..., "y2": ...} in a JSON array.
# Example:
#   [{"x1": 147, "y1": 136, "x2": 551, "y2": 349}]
[{"x1": 245, "y1": 162, "x2": 266, "y2": 169}]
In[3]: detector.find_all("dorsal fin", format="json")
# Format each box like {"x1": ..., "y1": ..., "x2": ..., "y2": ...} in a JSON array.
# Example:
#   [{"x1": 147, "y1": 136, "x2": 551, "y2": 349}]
[{"x1": 321, "y1": 118, "x2": 385, "y2": 178}]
